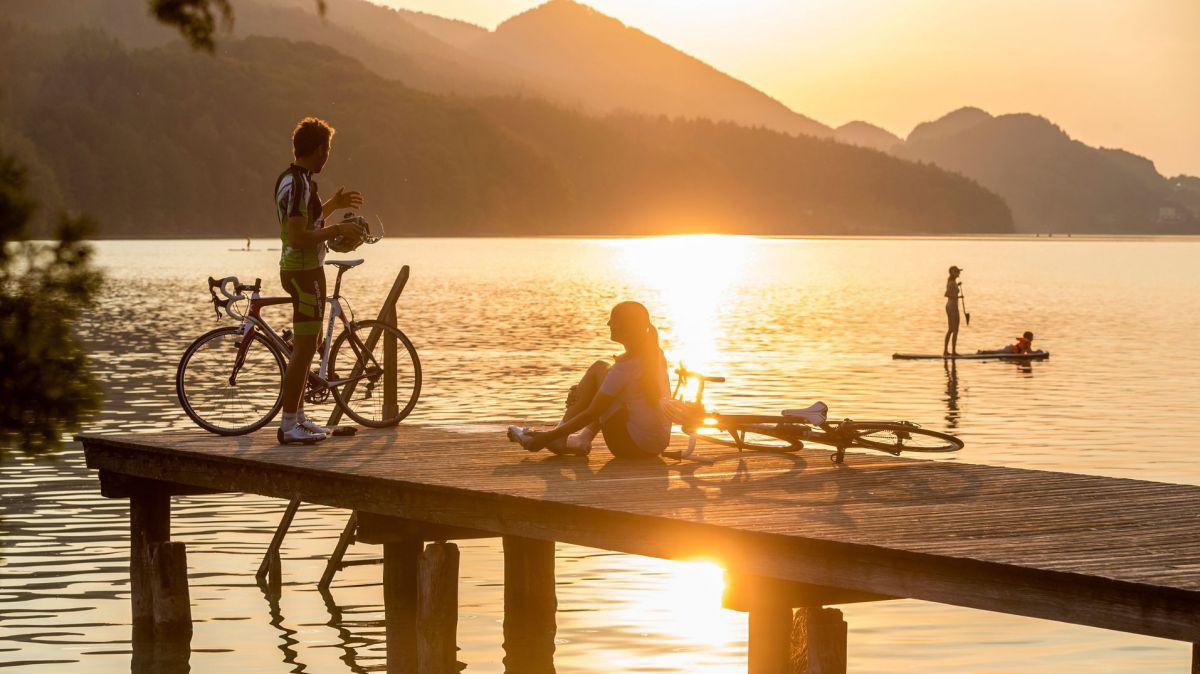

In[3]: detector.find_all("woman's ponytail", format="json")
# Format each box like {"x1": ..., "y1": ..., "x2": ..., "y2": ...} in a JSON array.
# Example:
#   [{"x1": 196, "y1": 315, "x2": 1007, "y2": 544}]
[
  {"x1": 612, "y1": 301, "x2": 667, "y2": 398},
  {"x1": 640, "y1": 322, "x2": 666, "y2": 398}
]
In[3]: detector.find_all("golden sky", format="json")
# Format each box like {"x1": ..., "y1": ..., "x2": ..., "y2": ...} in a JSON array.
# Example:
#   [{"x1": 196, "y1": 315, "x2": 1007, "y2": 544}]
[{"x1": 376, "y1": 0, "x2": 1199, "y2": 176}]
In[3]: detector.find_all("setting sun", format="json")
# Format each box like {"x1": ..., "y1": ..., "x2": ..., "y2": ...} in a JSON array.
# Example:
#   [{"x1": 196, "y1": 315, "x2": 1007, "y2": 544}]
[{"x1": 608, "y1": 235, "x2": 755, "y2": 372}]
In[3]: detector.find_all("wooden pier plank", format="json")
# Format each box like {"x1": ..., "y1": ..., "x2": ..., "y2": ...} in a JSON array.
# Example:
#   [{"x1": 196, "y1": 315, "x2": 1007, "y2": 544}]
[{"x1": 80, "y1": 424, "x2": 1200, "y2": 642}]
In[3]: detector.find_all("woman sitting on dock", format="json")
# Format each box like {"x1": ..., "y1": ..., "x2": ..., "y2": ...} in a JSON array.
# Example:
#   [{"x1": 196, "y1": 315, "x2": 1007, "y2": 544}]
[{"x1": 508, "y1": 301, "x2": 672, "y2": 459}]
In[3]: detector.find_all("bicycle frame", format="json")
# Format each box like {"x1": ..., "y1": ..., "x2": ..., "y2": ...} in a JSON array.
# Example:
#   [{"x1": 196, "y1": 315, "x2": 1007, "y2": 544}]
[
  {"x1": 214, "y1": 266, "x2": 375, "y2": 392},
  {"x1": 669, "y1": 365, "x2": 956, "y2": 464},
  {"x1": 671, "y1": 366, "x2": 888, "y2": 456}
]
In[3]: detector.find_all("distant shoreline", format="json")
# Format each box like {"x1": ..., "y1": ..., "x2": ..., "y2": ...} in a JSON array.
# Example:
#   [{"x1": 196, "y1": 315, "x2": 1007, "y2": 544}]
[{"x1": 36, "y1": 233, "x2": 1200, "y2": 243}]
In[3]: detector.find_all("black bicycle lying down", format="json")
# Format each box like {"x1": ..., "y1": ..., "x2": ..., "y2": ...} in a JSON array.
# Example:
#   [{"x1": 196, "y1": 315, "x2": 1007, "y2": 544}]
[{"x1": 662, "y1": 366, "x2": 963, "y2": 464}]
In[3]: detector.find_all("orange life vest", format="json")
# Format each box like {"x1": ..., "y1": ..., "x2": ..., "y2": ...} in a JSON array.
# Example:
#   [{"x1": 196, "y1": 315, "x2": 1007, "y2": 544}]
[{"x1": 1012, "y1": 336, "x2": 1033, "y2": 354}]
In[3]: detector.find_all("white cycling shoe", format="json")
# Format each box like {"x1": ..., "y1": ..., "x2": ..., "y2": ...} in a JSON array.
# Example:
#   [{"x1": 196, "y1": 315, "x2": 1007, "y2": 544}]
[
  {"x1": 277, "y1": 425, "x2": 327, "y2": 445},
  {"x1": 506, "y1": 426, "x2": 591, "y2": 456},
  {"x1": 507, "y1": 426, "x2": 537, "y2": 451},
  {"x1": 298, "y1": 417, "x2": 332, "y2": 436}
]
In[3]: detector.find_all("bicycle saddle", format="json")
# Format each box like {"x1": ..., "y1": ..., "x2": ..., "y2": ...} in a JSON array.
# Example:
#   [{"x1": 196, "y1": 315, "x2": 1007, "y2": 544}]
[
  {"x1": 325, "y1": 259, "x2": 364, "y2": 269},
  {"x1": 782, "y1": 401, "x2": 828, "y2": 424}
]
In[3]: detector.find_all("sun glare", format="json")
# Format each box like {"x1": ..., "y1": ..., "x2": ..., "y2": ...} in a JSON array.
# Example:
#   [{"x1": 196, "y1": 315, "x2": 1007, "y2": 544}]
[
  {"x1": 607, "y1": 235, "x2": 755, "y2": 374},
  {"x1": 660, "y1": 558, "x2": 732, "y2": 647}
]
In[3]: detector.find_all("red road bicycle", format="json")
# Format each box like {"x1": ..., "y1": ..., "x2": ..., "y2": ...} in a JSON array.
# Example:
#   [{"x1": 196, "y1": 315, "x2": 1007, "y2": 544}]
[
  {"x1": 663, "y1": 366, "x2": 963, "y2": 464},
  {"x1": 175, "y1": 258, "x2": 421, "y2": 435}
]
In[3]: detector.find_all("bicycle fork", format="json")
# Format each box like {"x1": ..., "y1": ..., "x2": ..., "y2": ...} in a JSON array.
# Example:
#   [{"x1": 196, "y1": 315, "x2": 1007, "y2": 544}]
[{"x1": 229, "y1": 324, "x2": 259, "y2": 386}]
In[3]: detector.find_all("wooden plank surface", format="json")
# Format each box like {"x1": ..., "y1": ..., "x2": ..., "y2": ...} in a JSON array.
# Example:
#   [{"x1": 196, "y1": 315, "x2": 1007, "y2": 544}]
[{"x1": 80, "y1": 424, "x2": 1200, "y2": 641}]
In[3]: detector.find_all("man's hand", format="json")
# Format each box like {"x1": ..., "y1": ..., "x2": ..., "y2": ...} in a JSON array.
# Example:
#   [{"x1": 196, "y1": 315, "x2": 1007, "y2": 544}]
[{"x1": 329, "y1": 187, "x2": 363, "y2": 211}]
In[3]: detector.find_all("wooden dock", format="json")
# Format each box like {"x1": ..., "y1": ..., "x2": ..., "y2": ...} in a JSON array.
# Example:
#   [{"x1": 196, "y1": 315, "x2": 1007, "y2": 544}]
[{"x1": 80, "y1": 424, "x2": 1200, "y2": 673}]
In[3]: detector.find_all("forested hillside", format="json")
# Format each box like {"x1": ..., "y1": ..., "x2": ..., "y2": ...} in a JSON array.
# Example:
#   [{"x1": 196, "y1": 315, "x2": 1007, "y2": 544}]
[
  {"x1": 466, "y1": 0, "x2": 831, "y2": 138},
  {"x1": 0, "y1": 23, "x2": 1012, "y2": 237},
  {"x1": 898, "y1": 108, "x2": 1198, "y2": 233},
  {"x1": 0, "y1": 0, "x2": 831, "y2": 135}
]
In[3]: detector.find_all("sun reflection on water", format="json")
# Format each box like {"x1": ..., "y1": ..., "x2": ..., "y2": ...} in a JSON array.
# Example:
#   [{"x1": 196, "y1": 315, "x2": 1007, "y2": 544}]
[
  {"x1": 664, "y1": 559, "x2": 727, "y2": 626},
  {"x1": 607, "y1": 556, "x2": 740, "y2": 669},
  {"x1": 606, "y1": 235, "x2": 756, "y2": 374}
]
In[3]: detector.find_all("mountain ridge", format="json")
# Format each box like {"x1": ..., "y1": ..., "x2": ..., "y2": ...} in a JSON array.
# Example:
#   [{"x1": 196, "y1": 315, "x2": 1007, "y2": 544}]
[
  {"x1": 467, "y1": 0, "x2": 831, "y2": 137},
  {"x1": 2, "y1": 0, "x2": 1194, "y2": 234},
  {"x1": 897, "y1": 108, "x2": 1196, "y2": 233},
  {"x1": 0, "y1": 23, "x2": 1013, "y2": 237}
]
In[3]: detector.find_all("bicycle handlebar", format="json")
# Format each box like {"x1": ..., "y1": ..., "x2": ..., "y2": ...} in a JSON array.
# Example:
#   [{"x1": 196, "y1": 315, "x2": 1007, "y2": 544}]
[
  {"x1": 675, "y1": 365, "x2": 725, "y2": 383},
  {"x1": 207, "y1": 275, "x2": 261, "y2": 320}
]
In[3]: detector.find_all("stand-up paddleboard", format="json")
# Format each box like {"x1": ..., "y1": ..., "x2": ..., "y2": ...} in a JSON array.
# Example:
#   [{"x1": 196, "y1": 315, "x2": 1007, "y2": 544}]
[{"x1": 892, "y1": 351, "x2": 1050, "y2": 361}]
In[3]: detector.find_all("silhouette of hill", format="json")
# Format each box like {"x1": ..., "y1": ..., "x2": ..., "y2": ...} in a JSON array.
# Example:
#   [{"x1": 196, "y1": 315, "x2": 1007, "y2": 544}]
[
  {"x1": 907, "y1": 107, "x2": 993, "y2": 146},
  {"x1": 0, "y1": 0, "x2": 524, "y2": 96},
  {"x1": 387, "y1": 6, "x2": 489, "y2": 50},
  {"x1": 466, "y1": 0, "x2": 832, "y2": 138},
  {"x1": 4, "y1": 0, "x2": 830, "y2": 139},
  {"x1": 897, "y1": 108, "x2": 1198, "y2": 233},
  {"x1": 0, "y1": 24, "x2": 1012, "y2": 237},
  {"x1": 834, "y1": 122, "x2": 902, "y2": 152}
]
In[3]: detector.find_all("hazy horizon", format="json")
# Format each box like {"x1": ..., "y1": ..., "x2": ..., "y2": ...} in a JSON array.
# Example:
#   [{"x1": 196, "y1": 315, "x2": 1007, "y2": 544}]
[{"x1": 373, "y1": 0, "x2": 1200, "y2": 177}]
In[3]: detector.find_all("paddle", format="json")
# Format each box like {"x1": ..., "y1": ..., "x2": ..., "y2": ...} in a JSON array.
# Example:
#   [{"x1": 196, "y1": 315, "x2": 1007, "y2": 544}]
[{"x1": 958, "y1": 282, "x2": 971, "y2": 326}]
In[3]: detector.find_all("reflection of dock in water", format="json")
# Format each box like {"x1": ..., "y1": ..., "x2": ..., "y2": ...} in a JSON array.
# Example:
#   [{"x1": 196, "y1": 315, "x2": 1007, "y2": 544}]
[{"x1": 83, "y1": 424, "x2": 1200, "y2": 673}]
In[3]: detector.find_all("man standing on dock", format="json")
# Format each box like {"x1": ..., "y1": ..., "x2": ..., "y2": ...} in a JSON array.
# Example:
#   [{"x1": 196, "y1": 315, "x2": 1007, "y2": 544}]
[{"x1": 274, "y1": 117, "x2": 364, "y2": 445}]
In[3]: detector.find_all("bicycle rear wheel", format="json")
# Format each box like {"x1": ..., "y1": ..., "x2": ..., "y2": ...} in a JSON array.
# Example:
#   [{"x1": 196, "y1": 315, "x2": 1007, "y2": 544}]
[
  {"x1": 849, "y1": 422, "x2": 963, "y2": 454},
  {"x1": 176, "y1": 326, "x2": 285, "y2": 435},
  {"x1": 698, "y1": 423, "x2": 804, "y2": 452},
  {"x1": 329, "y1": 320, "x2": 421, "y2": 427}
]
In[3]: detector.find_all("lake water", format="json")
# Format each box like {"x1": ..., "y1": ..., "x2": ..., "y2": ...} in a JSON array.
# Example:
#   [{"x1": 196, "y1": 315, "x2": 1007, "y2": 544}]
[{"x1": 3, "y1": 236, "x2": 1200, "y2": 673}]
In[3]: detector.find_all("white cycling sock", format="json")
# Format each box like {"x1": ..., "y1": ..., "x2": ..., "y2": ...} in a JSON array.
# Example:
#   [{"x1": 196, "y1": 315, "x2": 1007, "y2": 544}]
[{"x1": 281, "y1": 411, "x2": 298, "y2": 431}]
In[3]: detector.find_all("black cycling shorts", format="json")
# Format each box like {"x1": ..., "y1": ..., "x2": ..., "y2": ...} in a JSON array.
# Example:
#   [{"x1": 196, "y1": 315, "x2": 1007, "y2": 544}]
[
  {"x1": 280, "y1": 268, "x2": 326, "y2": 337},
  {"x1": 601, "y1": 406, "x2": 659, "y2": 459}
]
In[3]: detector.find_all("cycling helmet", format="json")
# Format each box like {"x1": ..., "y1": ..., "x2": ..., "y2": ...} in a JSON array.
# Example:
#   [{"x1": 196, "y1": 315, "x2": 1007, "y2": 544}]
[{"x1": 328, "y1": 213, "x2": 368, "y2": 253}]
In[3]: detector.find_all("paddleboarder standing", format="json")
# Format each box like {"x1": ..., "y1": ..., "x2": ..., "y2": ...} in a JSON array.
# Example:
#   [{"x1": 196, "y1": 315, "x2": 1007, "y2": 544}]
[{"x1": 944, "y1": 265, "x2": 963, "y2": 356}]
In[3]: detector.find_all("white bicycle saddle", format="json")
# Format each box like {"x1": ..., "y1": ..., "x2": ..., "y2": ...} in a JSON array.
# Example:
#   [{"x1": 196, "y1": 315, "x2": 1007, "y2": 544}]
[{"x1": 782, "y1": 401, "x2": 828, "y2": 425}]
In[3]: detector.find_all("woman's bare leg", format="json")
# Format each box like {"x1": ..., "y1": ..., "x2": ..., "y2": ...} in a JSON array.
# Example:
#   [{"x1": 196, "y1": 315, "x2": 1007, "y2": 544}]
[
  {"x1": 550, "y1": 360, "x2": 608, "y2": 451},
  {"x1": 560, "y1": 360, "x2": 609, "y2": 423}
]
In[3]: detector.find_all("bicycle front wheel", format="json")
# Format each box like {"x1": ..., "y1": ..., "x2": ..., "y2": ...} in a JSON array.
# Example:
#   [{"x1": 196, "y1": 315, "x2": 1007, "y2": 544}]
[
  {"x1": 329, "y1": 320, "x2": 421, "y2": 428},
  {"x1": 698, "y1": 423, "x2": 804, "y2": 452},
  {"x1": 849, "y1": 422, "x2": 963, "y2": 454},
  {"x1": 176, "y1": 326, "x2": 286, "y2": 435}
]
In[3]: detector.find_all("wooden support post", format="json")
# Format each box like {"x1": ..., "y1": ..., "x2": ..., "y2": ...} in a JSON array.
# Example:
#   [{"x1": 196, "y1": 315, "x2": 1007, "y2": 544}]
[
  {"x1": 130, "y1": 492, "x2": 169, "y2": 638},
  {"x1": 319, "y1": 511, "x2": 359, "y2": 590},
  {"x1": 748, "y1": 605, "x2": 793, "y2": 674},
  {"x1": 724, "y1": 572, "x2": 867, "y2": 674},
  {"x1": 131, "y1": 637, "x2": 190, "y2": 674},
  {"x1": 502, "y1": 536, "x2": 557, "y2": 672},
  {"x1": 384, "y1": 538, "x2": 422, "y2": 674},
  {"x1": 257, "y1": 496, "x2": 300, "y2": 585},
  {"x1": 147, "y1": 541, "x2": 192, "y2": 639},
  {"x1": 1192, "y1": 643, "x2": 1200, "y2": 674},
  {"x1": 329, "y1": 265, "x2": 409, "y2": 427},
  {"x1": 417, "y1": 542, "x2": 460, "y2": 674},
  {"x1": 383, "y1": 304, "x2": 398, "y2": 420},
  {"x1": 263, "y1": 549, "x2": 282, "y2": 600},
  {"x1": 791, "y1": 607, "x2": 847, "y2": 674}
]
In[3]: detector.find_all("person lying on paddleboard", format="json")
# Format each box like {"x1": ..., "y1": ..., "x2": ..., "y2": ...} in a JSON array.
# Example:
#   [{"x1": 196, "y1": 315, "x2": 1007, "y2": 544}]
[
  {"x1": 508, "y1": 301, "x2": 671, "y2": 459},
  {"x1": 977, "y1": 331, "x2": 1035, "y2": 355}
]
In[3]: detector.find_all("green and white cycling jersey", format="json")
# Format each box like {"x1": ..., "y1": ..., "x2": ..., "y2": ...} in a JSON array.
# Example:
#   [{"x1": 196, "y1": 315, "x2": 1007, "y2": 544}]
[{"x1": 274, "y1": 164, "x2": 325, "y2": 271}]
